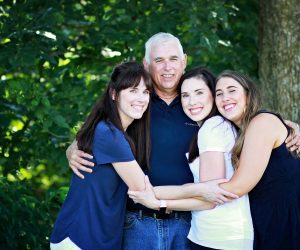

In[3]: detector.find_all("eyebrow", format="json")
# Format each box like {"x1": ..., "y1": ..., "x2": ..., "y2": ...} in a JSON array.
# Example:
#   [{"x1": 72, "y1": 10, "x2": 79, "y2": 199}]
[
  {"x1": 129, "y1": 86, "x2": 139, "y2": 89},
  {"x1": 181, "y1": 88, "x2": 205, "y2": 94},
  {"x1": 216, "y1": 85, "x2": 238, "y2": 92},
  {"x1": 154, "y1": 55, "x2": 179, "y2": 61},
  {"x1": 153, "y1": 57, "x2": 163, "y2": 61}
]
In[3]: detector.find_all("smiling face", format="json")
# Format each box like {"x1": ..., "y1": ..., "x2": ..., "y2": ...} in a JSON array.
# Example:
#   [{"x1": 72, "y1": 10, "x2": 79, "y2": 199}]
[
  {"x1": 144, "y1": 40, "x2": 187, "y2": 95},
  {"x1": 181, "y1": 77, "x2": 214, "y2": 124},
  {"x1": 116, "y1": 78, "x2": 150, "y2": 130},
  {"x1": 215, "y1": 77, "x2": 247, "y2": 126}
]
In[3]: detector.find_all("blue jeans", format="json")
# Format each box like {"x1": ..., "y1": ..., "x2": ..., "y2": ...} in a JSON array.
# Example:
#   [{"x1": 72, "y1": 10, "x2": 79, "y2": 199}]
[{"x1": 122, "y1": 211, "x2": 191, "y2": 250}]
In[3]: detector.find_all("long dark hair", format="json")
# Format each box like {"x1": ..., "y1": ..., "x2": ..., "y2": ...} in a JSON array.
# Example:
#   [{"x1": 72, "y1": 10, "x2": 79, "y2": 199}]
[
  {"x1": 177, "y1": 67, "x2": 220, "y2": 163},
  {"x1": 76, "y1": 61, "x2": 152, "y2": 170}
]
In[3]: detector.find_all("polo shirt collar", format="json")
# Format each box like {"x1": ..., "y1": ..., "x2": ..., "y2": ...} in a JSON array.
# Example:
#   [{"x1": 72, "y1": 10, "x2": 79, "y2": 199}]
[{"x1": 151, "y1": 91, "x2": 180, "y2": 106}]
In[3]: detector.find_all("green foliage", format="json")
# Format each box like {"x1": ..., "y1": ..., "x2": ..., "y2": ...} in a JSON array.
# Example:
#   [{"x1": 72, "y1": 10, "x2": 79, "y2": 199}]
[
  {"x1": 0, "y1": 0, "x2": 259, "y2": 248},
  {"x1": 0, "y1": 177, "x2": 68, "y2": 249}
]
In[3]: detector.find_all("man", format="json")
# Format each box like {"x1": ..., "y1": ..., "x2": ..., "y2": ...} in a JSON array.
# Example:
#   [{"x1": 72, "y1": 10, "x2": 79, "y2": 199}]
[{"x1": 66, "y1": 33, "x2": 300, "y2": 249}]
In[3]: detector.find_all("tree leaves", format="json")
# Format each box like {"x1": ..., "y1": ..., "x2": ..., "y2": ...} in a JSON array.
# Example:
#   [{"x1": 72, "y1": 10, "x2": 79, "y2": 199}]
[{"x1": 0, "y1": 1, "x2": 259, "y2": 247}]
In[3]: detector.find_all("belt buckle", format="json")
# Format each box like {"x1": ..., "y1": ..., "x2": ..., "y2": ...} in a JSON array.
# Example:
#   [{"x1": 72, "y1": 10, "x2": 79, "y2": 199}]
[{"x1": 153, "y1": 211, "x2": 170, "y2": 219}]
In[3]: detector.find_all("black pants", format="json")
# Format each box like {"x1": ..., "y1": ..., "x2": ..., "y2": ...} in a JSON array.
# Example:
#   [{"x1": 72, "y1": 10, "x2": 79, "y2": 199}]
[{"x1": 189, "y1": 240, "x2": 219, "y2": 250}]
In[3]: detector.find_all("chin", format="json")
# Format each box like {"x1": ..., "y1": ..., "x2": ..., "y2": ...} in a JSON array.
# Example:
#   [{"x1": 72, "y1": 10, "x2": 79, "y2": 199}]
[
  {"x1": 162, "y1": 82, "x2": 177, "y2": 89},
  {"x1": 225, "y1": 115, "x2": 238, "y2": 123},
  {"x1": 189, "y1": 118, "x2": 199, "y2": 124},
  {"x1": 132, "y1": 113, "x2": 144, "y2": 119},
  {"x1": 222, "y1": 115, "x2": 232, "y2": 121},
  {"x1": 189, "y1": 116, "x2": 199, "y2": 122}
]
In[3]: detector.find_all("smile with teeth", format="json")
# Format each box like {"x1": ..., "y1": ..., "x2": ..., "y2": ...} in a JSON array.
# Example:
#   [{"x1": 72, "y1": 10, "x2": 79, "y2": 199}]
[
  {"x1": 224, "y1": 104, "x2": 236, "y2": 111},
  {"x1": 132, "y1": 105, "x2": 144, "y2": 111},
  {"x1": 162, "y1": 74, "x2": 174, "y2": 78},
  {"x1": 189, "y1": 107, "x2": 203, "y2": 115}
]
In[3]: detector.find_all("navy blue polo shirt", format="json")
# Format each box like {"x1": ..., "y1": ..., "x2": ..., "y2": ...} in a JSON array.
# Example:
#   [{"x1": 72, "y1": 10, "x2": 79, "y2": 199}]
[
  {"x1": 128, "y1": 93, "x2": 199, "y2": 210},
  {"x1": 148, "y1": 93, "x2": 199, "y2": 185},
  {"x1": 51, "y1": 121, "x2": 134, "y2": 250}
]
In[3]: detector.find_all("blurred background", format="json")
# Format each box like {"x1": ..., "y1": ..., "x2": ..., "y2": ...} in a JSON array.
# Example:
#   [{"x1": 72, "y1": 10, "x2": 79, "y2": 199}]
[{"x1": 0, "y1": 0, "x2": 299, "y2": 249}]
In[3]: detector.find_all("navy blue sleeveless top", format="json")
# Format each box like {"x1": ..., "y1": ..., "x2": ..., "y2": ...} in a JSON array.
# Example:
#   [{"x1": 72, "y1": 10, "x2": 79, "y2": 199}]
[{"x1": 248, "y1": 111, "x2": 300, "y2": 250}]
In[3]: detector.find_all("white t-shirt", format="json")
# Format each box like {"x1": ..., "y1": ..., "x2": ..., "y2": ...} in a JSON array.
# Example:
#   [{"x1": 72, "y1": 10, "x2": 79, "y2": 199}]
[{"x1": 187, "y1": 116, "x2": 254, "y2": 250}]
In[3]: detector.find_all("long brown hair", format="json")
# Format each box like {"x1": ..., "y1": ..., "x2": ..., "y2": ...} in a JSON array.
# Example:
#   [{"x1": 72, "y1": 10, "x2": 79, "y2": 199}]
[
  {"x1": 76, "y1": 61, "x2": 152, "y2": 170},
  {"x1": 216, "y1": 71, "x2": 261, "y2": 169}
]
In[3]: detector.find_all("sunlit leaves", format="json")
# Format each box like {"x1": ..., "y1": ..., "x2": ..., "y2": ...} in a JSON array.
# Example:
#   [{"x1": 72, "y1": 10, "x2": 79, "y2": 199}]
[{"x1": 0, "y1": 1, "x2": 259, "y2": 247}]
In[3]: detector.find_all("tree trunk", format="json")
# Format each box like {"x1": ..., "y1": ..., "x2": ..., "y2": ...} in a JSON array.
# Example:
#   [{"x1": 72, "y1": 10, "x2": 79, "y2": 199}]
[{"x1": 259, "y1": 0, "x2": 300, "y2": 122}]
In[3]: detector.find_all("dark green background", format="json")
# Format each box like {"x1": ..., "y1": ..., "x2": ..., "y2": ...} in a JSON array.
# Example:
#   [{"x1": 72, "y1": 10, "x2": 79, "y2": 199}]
[{"x1": 0, "y1": 1, "x2": 258, "y2": 248}]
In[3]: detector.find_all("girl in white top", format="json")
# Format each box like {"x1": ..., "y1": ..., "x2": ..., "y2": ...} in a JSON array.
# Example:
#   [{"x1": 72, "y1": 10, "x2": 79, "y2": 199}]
[
  {"x1": 129, "y1": 67, "x2": 253, "y2": 250},
  {"x1": 188, "y1": 115, "x2": 253, "y2": 249}
]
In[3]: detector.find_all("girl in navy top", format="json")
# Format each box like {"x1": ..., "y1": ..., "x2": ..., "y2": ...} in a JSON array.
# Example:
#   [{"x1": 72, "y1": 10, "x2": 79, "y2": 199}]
[{"x1": 50, "y1": 61, "x2": 154, "y2": 250}]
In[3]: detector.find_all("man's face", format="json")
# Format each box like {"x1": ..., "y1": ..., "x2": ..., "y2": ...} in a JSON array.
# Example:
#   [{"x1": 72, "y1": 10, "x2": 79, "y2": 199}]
[{"x1": 144, "y1": 40, "x2": 187, "y2": 94}]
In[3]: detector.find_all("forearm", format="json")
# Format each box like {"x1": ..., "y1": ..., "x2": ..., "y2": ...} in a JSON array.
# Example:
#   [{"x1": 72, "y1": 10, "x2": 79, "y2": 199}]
[
  {"x1": 166, "y1": 198, "x2": 215, "y2": 211},
  {"x1": 219, "y1": 178, "x2": 253, "y2": 197},
  {"x1": 154, "y1": 183, "x2": 203, "y2": 200}
]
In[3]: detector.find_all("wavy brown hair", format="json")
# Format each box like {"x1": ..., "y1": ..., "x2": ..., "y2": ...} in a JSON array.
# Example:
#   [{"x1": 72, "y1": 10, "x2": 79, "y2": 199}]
[{"x1": 216, "y1": 71, "x2": 261, "y2": 169}]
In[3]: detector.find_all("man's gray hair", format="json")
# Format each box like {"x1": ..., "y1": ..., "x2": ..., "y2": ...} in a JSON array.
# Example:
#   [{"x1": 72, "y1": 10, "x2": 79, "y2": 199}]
[{"x1": 144, "y1": 32, "x2": 184, "y2": 64}]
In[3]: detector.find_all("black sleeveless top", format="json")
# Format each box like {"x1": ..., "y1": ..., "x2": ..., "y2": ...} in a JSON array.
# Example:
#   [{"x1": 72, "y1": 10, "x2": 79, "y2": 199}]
[{"x1": 248, "y1": 111, "x2": 300, "y2": 250}]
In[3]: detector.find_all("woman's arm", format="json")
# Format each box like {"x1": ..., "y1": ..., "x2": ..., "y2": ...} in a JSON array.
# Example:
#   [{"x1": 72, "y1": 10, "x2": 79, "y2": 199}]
[
  {"x1": 154, "y1": 179, "x2": 236, "y2": 200},
  {"x1": 65, "y1": 120, "x2": 300, "y2": 178},
  {"x1": 165, "y1": 198, "x2": 216, "y2": 211},
  {"x1": 220, "y1": 113, "x2": 287, "y2": 196},
  {"x1": 199, "y1": 151, "x2": 225, "y2": 181},
  {"x1": 154, "y1": 118, "x2": 238, "y2": 204},
  {"x1": 129, "y1": 176, "x2": 215, "y2": 211},
  {"x1": 153, "y1": 179, "x2": 238, "y2": 204},
  {"x1": 128, "y1": 148, "x2": 233, "y2": 208},
  {"x1": 113, "y1": 161, "x2": 146, "y2": 192}
]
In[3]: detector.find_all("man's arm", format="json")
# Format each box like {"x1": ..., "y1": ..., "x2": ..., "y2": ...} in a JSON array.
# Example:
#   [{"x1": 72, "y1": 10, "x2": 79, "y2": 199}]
[
  {"x1": 66, "y1": 140, "x2": 94, "y2": 179},
  {"x1": 284, "y1": 120, "x2": 300, "y2": 153}
]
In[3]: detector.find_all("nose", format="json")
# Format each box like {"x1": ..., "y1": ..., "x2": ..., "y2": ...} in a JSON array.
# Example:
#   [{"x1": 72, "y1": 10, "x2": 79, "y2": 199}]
[
  {"x1": 189, "y1": 95, "x2": 197, "y2": 105},
  {"x1": 163, "y1": 60, "x2": 172, "y2": 71},
  {"x1": 137, "y1": 92, "x2": 149, "y2": 103},
  {"x1": 220, "y1": 93, "x2": 230, "y2": 102}
]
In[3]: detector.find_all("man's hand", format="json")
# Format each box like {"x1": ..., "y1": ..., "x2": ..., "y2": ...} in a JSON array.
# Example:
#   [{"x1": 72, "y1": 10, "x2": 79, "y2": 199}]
[
  {"x1": 128, "y1": 176, "x2": 160, "y2": 210},
  {"x1": 66, "y1": 141, "x2": 94, "y2": 179},
  {"x1": 196, "y1": 179, "x2": 239, "y2": 205},
  {"x1": 285, "y1": 120, "x2": 300, "y2": 154}
]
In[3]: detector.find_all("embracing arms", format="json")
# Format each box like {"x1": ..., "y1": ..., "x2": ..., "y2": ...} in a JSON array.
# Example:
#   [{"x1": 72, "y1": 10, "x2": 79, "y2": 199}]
[
  {"x1": 128, "y1": 176, "x2": 216, "y2": 211},
  {"x1": 220, "y1": 113, "x2": 289, "y2": 196},
  {"x1": 128, "y1": 150, "x2": 234, "y2": 210},
  {"x1": 65, "y1": 117, "x2": 299, "y2": 208},
  {"x1": 66, "y1": 120, "x2": 300, "y2": 179},
  {"x1": 112, "y1": 161, "x2": 145, "y2": 192},
  {"x1": 66, "y1": 140, "x2": 94, "y2": 179}
]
